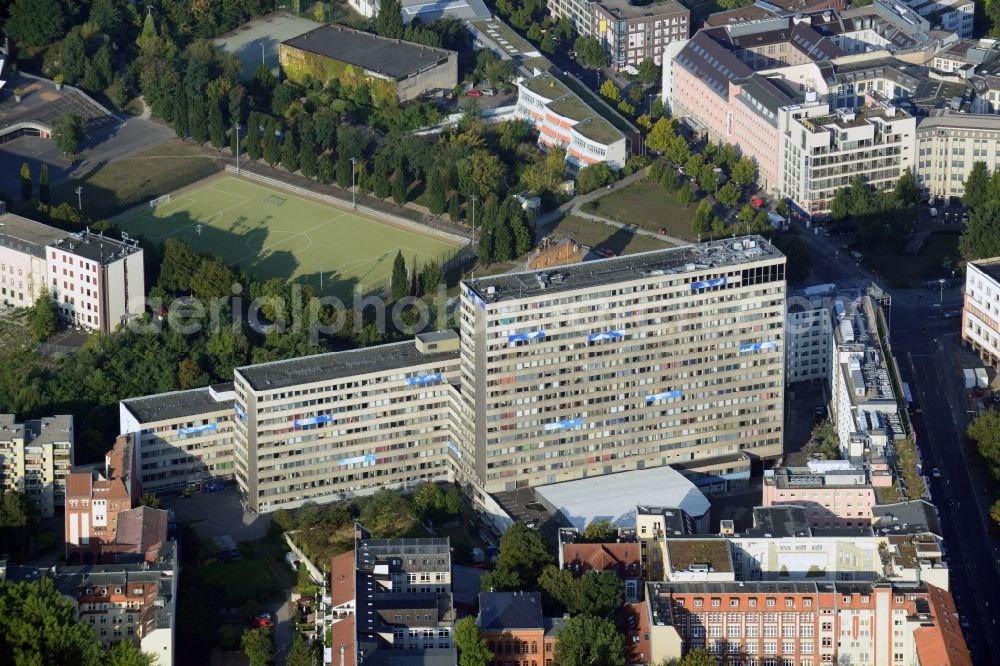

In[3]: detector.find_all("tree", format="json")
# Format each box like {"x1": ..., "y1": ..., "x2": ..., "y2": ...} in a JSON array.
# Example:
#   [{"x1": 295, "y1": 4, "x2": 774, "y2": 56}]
[
  {"x1": 287, "y1": 637, "x2": 315, "y2": 666},
  {"x1": 716, "y1": 181, "x2": 741, "y2": 208},
  {"x1": 698, "y1": 164, "x2": 719, "y2": 193},
  {"x1": 576, "y1": 162, "x2": 615, "y2": 195},
  {"x1": 666, "y1": 135, "x2": 691, "y2": 166},
  {"x1": 159, "y1": 238, "x2": 200, "y2": 293},
  {"x1": 685, "y1": 153, "x2": 705, "y2": 179},
  {"x1": 245, "y1": 112, "x2": 262, "y2": 161},
  {"x1": 479, "y1": 565, "x2": 522, "y2": 592},
  {"x1": 372, "y1": 156, "x2": 392, "y2": 199},
  {"x1": 0, "y1": 577, "x2": 105, "y2": 665},
  {"x1": 28, "y1": 289, "x2": 58, "y2": 341},
  {"x1": 522, "y1": 147, "x2": 567, "y2": 194},
  {"x1": 209, "y1": 97, "x2": 227, "y2": 150},
  {"x1": 495, "y1": 522, "x2": 552, "y2": 588},
  {"x1": 454, "y1": 616, "x2": 492, "y2": 666},
  {"x1": 391, "y1": 172, "x2": 408, "y2": 205},
  {"x1": 137, "y1": 10, "x2": 158, "y2": 50},
  {"x1": 139, "y1": 492, "x2": 162, "y2": 509},
  {"x1": 575, "y1": 570, "x2": 624, "y2": 617},
  {"x1": 107, "y1": 639, "x2": 158, "y2": 666},
  {"x1": 449, "y1": 192, "x2": 463, "y2": 222},
  {"x1": 675, "y1": 649, "x2": 717, "y2": 666},
  {"x1": 574, "y1": 36, "x2": 607, "y2": 69},
  {"x1": 241, "y1": 627, "x2": 274, "y2": 666},
  {"x1": 52, "y1": 114, "x2": 86, "y2": 156},
  {"x1": 177, "y1": 357, "x2": 207, "y2": 390},
  {"x1": 830, "y1": 187, "x2": 850, "y2": 222},
  {"x1": 390, "y1": 250, "x2": 410, "y2": 301},
  {"x1": 188, "y1": 95, "x2": 208, "y2": 144},
  {"x1": 692, "y1": 200, "x2": 713, "y2": 238},
  {"x1": 677, "y1": 181, "x2": 696, "y2": 207},
  {"x1": 894, "y1": 167, "x2": 921, "y2": 207},
  {"x1": 359, "y1": 489, "x2": 416, "y2": 537},
  {"x1": 281, "y1": 130, "x2": 300, "y2": 173},
  {"x1": 731, "y1": 156, "x2": 756, "y2": 188},
  {"x1": 967, "y1": 409, "x2": 1000, "y2": 480},
  {"x1": 992, "y1": 499, "x2": 1000, "y2": 528},
  {"x1": 960, "y1": 200, "x2": 1000, "y2": 261},
  {"x1": 262, "y1": 119, "x2": 280, "y2": 167},
  {"x1": 190, "y1": 257, "x2": 236, "y2": 300},
  {"x1": 582, "y1": 520, "x2": 616, "y2": 542},
  {"x1": 427, "y1": 169, "x2": 447, "y2": 215},
  {"x1": 376, "y1": 0, "x2": 405, "y2": 38},
  {"x1": 39, "y1": 164, "x2": 50, "y2": 204},
  {"x1": 317, "y1": 154, "x2": 335, "y2": 185},
  {"x1": 554, "y1": 615, "x2": 625, "y2": 666},
  {"x1": 59, "y1": 28, "x2": 87, "y2": 83},
  {"x1": 637, "y1": 58, "x2": 660, "y2": 85},
  {"x1": 600, "y1": 79, "x2": 622, "y2": 103},
  {"x1": 541, "y1": 32, "x2": 556, "y2": 53},
  {"x1": 963, "y1": 161, "x2": 991, "y2": 211},
  {"x1": 539, "y1": 565, "x2": 578, "y2": 611},
  {"x1": 4, "y1": 0, "x2": 65, "y2": 46},
  {"x1": 645, "y1": 117, "x2": 675, "y2": 153},
  {"x1": 19, "y1": 162, "x2": 32, "y2": 201},
  {"x1": 412, "y1": 482, "x2": 447, "y2": 521}
]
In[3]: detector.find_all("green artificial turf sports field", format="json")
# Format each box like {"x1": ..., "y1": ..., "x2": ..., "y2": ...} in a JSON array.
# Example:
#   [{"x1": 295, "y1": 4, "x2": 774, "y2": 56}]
[{"x1": 115, "y1": 174, "x2": 461, "y2": 297}]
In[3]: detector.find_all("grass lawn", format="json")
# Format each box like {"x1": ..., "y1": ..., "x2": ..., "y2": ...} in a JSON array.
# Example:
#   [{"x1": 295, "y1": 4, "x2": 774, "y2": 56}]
[
  {"x1": 582, "y1": 179, "x2": 698, "y2": 240},
  {"x1": 113, "y1": 174, "x2": 462, "y2": 297},
  {"x1": 51, "y1": 141, "x2": 222, "y2": 220},
  {"x1": 547, "y1": 215, "x2": 677, "y2": 255},
  {"x1": 862, "y1": 232, "x2": 960, "y2": 288}
]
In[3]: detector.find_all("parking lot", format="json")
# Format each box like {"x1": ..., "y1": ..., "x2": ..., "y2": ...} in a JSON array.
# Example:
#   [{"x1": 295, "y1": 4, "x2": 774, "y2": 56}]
[{"x1": 161, "y1": 485, "x2": 271, "y2": 542}]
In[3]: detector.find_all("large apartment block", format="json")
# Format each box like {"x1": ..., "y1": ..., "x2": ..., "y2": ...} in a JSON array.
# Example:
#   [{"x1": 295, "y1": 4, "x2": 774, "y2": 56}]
[
  {"x1": 962, "y1": 256, "x2": 1000, "y2": 370},
  {"x1": 548, "y1": 0, "x2": 689, "y2": 67},
  {"x1": 47, "y1": 230, "x2": 144, "y2": 333},
  {"x1": 232, "y1": 331, "x2": 461, "y2": 513},
  {"x1": 457, "y1": 237, "x2": 786, "y2": 495},
  {"x1": 0, "y1": 414, "x2": 73, "y2": 518},
  {"x1": 119, "y1": 383, "x2": 237, "y2": 495},
  {"x1": 0, "y1": 207, "x2": 69, "y2": 308}
]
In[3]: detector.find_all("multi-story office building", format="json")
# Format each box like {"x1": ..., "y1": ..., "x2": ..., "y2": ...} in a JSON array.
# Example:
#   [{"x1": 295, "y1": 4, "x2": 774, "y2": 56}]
[
  {"x1": 916, "y1": 110, "x2": 1000, "y2": 200},
  {"x1": 786, "y1": 284, "x2": 838, "y2": 384},
  {"x1": 644, "y1": 580, "x2": 971, "y2": 665},
  {"x1": 897, "y1": 0, "x2": 974, "y2": 38},
  {"x1": 233, "y1": 331, "x2": 461, "y2": 513},
  {"x1": 547, "y1": 0, "x2": 689, "y2": 67},
  {"x1": 46, "y1": 229, "x2": 144, "y2": 332},
  {"x1": 0, "y1": 414, "x2": 73, "y2": 518},
  {"x1": 119, "y1": 383, "x2": 237, "y2": 495},
  {"x1": 962, "y1": 256, "x2": 1000, "y2": 369},
  {"x1": 0, "y1": 206, "x2": 70, "y2": 308},
  {"x1": 514, "y1": 72, "x2": 629, "y2": 171},
  {"x1": 829, "y1": 292, "x2": 904, "y2": 458},
  {"x1": 457, "y1": 237, "x2": 786, "y2": 496},
  {"x1": 326, "y1": 524, "x2": 455, "y2": 666}
]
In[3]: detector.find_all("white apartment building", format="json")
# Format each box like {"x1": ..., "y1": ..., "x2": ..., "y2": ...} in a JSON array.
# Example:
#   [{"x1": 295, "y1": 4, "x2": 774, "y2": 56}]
[
  {"x1": 0, "y1": 206, "x2": 69, "y2": 308},
  {"x1": 457, "y1": 237, "x2": 787, "y2": 496},
  {"x1": 829, "y1": 294, "x2": 904, "y2": 458},
  {"x1": 0, "y1": 414, "x2": 73, "y2": 518},
  {"x1": 119, "y1": 384, "x2": 237, "y2": 495},
  {"x1": 916, "y1": 109, "x2": 1000, "y2": 199},
  {"x1": 781, "y1": 101, "x2": 916, "y2": 218},
  {"x1": 47, "y1": 229, "x2": 144, "y2": 333},
  {"x1": 232, "y1": 330, "x2": 461, "y2": 513},
  {"x1": 897, "y1": 0, "x2": 975, "y2": 38},
  {"x1": 514, "y1": 72, "x2": 629, "y2": 171},
  {"x1": 963, "y1": 257, "x2": 1000, "y2": 370}
]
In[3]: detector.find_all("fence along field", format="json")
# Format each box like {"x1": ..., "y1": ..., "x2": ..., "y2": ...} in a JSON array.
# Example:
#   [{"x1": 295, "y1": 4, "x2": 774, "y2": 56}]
[{"x1": 114, "y1": 173, "x2": 463, "y2": 298}]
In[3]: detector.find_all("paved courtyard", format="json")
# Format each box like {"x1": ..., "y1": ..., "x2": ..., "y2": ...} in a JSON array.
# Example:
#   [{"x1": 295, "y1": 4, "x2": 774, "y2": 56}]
[
  {"x1": 161, "y1": 486, "x2": 271, "y2": 542},
  {"x1": 213, "y1": 10, "x2": 321, "y2": 79}
]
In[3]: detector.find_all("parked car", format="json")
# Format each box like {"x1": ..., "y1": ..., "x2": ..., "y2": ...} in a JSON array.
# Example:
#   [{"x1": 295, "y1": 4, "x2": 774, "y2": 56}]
[
  {"x1": 932, "y1": 468, "x2": 941, "y2": 478},
  {"x1": 466, "y1": 90, "x2": 482, "y2": 97},
  {"x1": 482, "y1": 88, "x2": 497, "y2": 96},
  {"x1": 943, "y1": 311, "x2": 960, "y2": 319},
  {"x1": 252, "y1": 613, "x2": 274, "y2": 628}
]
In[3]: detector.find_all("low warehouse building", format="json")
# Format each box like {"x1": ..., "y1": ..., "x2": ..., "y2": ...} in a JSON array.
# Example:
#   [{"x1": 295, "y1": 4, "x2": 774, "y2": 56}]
[{"x1": 278, "y1": 24, "x2": 457, "y2": 103}]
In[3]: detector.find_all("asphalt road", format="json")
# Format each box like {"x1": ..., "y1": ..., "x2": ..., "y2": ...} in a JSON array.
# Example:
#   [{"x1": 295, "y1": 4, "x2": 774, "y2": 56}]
[{"x1": 795, "y1": 223, "x2": 1000, "y2": 664}]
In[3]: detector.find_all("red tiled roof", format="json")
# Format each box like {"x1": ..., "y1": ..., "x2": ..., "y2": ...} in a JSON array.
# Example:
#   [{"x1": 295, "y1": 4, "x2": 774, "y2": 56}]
[
  {"x1": 66, "y1": 472, "x2": 92, "y2": 498},
  {"x1": 330, "y1": 616, "x2": 356, "y2": 666},
  {"x1": 915, "y1": 584, "x2": 973, "y2": 666},
  {"x1": 330, "y1": 550, "x2": 355, "y2": 608},
  {"x1": 562, "y1": 542, "x2": 641, "y2": 578}
]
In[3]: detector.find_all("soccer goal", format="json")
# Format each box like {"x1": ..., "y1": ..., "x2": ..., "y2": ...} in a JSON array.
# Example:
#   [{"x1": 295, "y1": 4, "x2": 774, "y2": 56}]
[{"x1": 149, "y1": 194, "x2": 171, "y2": 208}]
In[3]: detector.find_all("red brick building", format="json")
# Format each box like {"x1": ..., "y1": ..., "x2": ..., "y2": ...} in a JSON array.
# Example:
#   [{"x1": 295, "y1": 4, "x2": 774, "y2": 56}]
[
  {"x1": 477, "y1": 591, "x2": 565, "y2": 666},
  {"x1": 644, "y1": 580, "x2": 971, "y2": 666},
  {"x1": 65, "y1": 435, "x2": 141, "y2": 563}
]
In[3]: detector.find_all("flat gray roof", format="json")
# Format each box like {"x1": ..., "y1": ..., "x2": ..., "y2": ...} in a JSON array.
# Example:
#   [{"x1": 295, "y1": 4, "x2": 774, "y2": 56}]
[
  {"x1": 0, "y1": 212, "x2": 70, "y2": 258},
  {"x1": 236, "y1": 340, "x2": 459, "y2": 392},
  {"x1": 970, "y1": 256, "x2": 1000, "y2": 282},
  {"x1": 598, "y1": 0, "x2": 688, "y2": 19},
  {"x1": 122, "y1": 384, "x2": 235, "y2": 423},
  {"x1": 918, "y1": 108, "x2": 1000, "y2": 132},
  {"x1": 746, "y1": 505, "x2": 811, "y2": 538},
  {"x1": 466, "y1": 235, "x2": 783, "y2": 304},
  {"x1": 535, "y1": 466, "x2": 711, "y2": 530},
  {"x1": 282, "y1": 25, "x2": 455, "y2": 80},
  {"x1": 50, "y1": 231, "x2": 142, "y2": 265}
]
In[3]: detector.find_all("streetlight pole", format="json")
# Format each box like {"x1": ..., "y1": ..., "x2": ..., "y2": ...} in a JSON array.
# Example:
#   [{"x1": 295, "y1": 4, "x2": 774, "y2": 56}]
[
  {"x1": 939, "y1": 278, "x2": 946, "y2": 306},
  {"x1": 261, "y1": 42, "x2": 265, "y2": 66},
  {"x1": 235, "y1": 123, "x2": 241, "y2": 173},
  {"x1": 319, "y1": 263, "x2": 323, "y2": 292},
  {"x1": 75, "y1": 186, "x2": 82, "y2": 211},
  {"x1": 351, "y1": 157, "x2": 357, "y2": 209}
]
